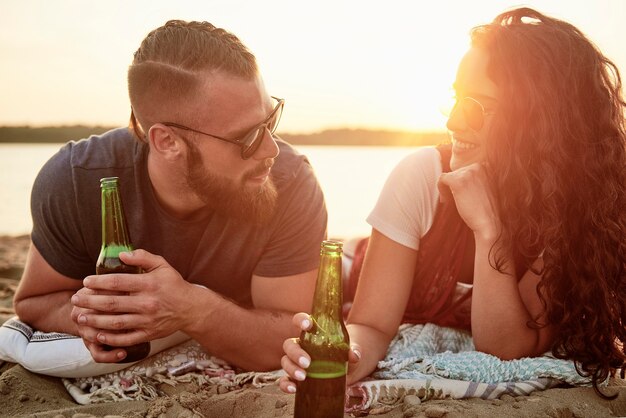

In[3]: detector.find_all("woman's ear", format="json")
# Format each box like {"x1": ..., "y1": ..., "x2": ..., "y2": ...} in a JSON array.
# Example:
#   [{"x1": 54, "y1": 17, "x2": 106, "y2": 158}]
[{"x1": 148, "y1": 124, "x2": 183, "y2": 160}]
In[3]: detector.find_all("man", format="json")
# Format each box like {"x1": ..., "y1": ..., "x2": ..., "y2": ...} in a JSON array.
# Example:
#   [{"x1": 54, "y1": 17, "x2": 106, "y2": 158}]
[{"x1": 13, "y1": 20, "x2": 327, "y2": 371}]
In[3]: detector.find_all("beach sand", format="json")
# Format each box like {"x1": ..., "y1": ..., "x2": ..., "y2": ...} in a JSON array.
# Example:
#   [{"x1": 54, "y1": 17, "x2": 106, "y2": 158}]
[{"x1": 1, "y1": 234, "x2": 625, "y2": 418}]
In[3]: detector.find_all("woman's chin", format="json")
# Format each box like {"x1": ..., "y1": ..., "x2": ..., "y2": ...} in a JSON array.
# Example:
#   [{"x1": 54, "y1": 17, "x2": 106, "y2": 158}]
[{"x1": 450, "y1": 148, "x2": 484, "y2": 171}]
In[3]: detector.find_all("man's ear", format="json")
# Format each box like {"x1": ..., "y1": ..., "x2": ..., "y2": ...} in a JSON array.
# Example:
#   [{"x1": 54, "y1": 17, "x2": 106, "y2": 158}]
[{"x1": 148, "y1": 124, "x2": 183, "y2": 160}]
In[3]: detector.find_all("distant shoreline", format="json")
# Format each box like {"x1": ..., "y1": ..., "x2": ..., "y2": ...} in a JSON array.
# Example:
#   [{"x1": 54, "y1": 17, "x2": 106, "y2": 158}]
[{"x1": 0, "y1": 126, "x2": 447, "y2": 147}]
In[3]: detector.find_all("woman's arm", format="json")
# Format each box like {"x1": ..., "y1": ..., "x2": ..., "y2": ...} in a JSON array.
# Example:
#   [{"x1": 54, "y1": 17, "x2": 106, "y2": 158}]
[
  {"x1": 439, "y1": 163, "x2": 555, "y2": 358},
  {"x1": 279, "y1": 229, "x2": 418, "y2": 392},
  {"x1": 345, "y1": 229, "x2": 418, "y2": 382},
  {"x1": 471, "y1": 240, "x2": 554, "y2": 358}
]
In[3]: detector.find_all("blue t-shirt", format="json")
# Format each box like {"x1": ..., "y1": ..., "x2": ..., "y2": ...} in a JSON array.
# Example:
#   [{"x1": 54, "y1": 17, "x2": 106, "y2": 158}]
[{"x1": 30, "y1": 128, "x2": 327, "y2": 307}]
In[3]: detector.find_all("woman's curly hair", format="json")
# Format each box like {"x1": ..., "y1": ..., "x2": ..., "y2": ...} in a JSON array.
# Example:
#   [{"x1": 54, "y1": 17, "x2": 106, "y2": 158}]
[{"x1": 473, "y1": 8, "x2": 626, "y2": 397}]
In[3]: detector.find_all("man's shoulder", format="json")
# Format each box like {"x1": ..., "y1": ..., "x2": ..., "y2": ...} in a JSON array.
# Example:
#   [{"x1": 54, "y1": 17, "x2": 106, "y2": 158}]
[
  {"x1": 271, "y1": 137, "x2": 313, "y2": 188},
  {"x1": 62, "y1": 127, "x2": 143, "y2": 170}
]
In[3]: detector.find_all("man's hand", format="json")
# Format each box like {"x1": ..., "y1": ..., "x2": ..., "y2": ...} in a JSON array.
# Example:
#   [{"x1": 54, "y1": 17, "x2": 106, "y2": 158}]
[
  {"x1": 70, "y1": 249, "x2": 196, "y2": 362},
  {"x1": 70, "y1": 286, "x2": 129, "y2": 362}
]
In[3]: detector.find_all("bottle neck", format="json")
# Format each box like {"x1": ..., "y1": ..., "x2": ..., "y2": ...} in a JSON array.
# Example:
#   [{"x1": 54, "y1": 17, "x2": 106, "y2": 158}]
[
  {"x1": 101, "y1": 185, "x2": 132, "y2": 249},
  {"x1": 311, "y1": 249, "x2": 343, "y2": 320}
]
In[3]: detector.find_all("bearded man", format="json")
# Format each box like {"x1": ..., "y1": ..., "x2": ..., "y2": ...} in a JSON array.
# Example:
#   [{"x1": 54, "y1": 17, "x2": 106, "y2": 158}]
[{"x1": 13, "y1": 20, "x2": 327, "y2": 371}]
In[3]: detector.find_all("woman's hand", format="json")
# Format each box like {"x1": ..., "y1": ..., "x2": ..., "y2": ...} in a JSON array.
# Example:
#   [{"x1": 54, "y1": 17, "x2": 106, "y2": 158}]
[
  {"x1": 278, "y1": 313, "x2": 361, "y2": 394},
  {"x1": 438, "y1": 162, "x2": 500, "y2": 241}
]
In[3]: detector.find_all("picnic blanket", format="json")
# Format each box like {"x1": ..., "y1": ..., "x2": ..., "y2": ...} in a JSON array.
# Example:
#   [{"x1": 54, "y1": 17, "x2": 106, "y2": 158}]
[
  {"x1": 0, "y1": 316, "x2": 282, "y2": 404},
  {"x1": 348, "y1": 323, "x2": 594, "y2": 410},
  {"x1": 62, "y1": 339, "x2": 283, "y2": 404},
  {"x1": 0, "y1": 317, "x2": 594, "y2": 409}
]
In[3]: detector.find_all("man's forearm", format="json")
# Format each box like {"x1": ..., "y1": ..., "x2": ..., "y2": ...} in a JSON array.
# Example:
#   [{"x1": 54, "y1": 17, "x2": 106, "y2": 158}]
[
  {"x1": 14, "y1": 290, "x2": 79, "y2": 335},
  {"x1": 184, "y1": 290, "x2": 300, "y2": 371}
]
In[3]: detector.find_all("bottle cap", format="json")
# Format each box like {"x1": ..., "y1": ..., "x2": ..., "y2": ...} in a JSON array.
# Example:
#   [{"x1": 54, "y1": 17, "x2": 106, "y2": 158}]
[
  {"x1": 321, "y1": 239, "x2": 343, "y2": 254},
  {"x1": 100, "y1": 177, "x2": 120, "y2": 188}
]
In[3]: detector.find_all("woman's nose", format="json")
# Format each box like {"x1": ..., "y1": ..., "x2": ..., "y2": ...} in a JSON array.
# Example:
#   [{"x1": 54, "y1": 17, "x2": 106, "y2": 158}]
[{"x1": 446, "y1": 103, "x2": 466, "y2": 132}]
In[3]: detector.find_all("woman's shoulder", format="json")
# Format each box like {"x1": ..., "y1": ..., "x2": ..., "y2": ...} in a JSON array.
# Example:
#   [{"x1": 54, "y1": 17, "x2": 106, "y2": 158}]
[{"x1": 388, "y1": 146, "x2": 443, "y2": 186}]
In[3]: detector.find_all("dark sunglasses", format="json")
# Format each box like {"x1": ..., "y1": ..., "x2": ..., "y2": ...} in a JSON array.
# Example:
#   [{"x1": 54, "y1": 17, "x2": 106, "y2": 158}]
[
  {"x1": 452, "y1": 96, "x2": 495, "y2": 131},
  {"x1": 162, "y1": 96, "x2": 284, "y2": 160}
]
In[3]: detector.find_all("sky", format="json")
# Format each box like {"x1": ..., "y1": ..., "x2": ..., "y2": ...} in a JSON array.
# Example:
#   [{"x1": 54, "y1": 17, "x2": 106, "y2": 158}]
[{"x1": 1, "y1": 0, "x2": 625, "y2": 134}]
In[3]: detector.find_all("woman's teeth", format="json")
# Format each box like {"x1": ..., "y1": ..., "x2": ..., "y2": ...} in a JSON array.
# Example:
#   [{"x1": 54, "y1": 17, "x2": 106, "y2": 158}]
[{"x1": 452, "y1": 138, "x2": 478, "y2": 150}]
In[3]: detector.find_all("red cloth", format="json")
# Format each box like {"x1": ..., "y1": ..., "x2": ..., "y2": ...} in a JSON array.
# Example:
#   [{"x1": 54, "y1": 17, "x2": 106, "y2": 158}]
[{"x1": 347, "y1": 144, "x2": 473, "y2": 331}]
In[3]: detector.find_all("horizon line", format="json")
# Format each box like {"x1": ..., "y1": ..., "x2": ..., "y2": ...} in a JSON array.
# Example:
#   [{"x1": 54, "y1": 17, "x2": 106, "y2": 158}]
[{"x1": 0, "y1": 124, "x2": 448, "y2": 135}]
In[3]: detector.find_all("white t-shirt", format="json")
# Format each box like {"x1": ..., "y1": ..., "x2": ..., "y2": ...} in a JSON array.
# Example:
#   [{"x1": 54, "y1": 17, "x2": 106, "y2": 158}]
[{"x1": 367, "y1": 146, "x2": 442, "y2": 250}]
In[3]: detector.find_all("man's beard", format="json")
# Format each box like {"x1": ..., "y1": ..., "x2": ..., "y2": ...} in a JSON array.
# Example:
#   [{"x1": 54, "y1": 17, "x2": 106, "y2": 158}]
[{"x1": 183, "y1": 140, "x2": 278, "y2": 225}]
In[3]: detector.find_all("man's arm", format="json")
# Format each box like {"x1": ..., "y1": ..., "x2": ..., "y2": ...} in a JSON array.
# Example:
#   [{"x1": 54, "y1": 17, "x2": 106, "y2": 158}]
[
  {"x1": 71, "y1": 249, "x2": 318, "y2": 370},
  {"x1": 185, "y1": 268, "x2": 318, "y2": 371},
  {"x1": 13, "y1": 242, "x2": 83, "y2": 334}
]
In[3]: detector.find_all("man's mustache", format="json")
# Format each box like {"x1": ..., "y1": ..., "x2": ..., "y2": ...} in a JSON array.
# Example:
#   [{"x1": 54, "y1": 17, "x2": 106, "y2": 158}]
[{"x1": 245, "y1": 158, "x2": 275, "y2": 179}]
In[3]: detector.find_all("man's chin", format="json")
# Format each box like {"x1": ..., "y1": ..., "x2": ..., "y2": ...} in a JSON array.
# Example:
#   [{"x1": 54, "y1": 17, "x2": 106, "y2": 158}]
[
  {"x1": 244, "y1": 179, "x2": 269, "y2": 191},
  {"x1": 221, "y1": 178, "x2": 278, "y2": 225},
  {"x1": 246, "y1": 180, "x2": 278, "y2": 224}
]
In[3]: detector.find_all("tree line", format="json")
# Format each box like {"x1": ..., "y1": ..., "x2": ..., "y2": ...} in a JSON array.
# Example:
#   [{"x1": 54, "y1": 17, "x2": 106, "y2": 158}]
[{"x1": 0, "y1": 125, "x2": 447, "y2": 147}]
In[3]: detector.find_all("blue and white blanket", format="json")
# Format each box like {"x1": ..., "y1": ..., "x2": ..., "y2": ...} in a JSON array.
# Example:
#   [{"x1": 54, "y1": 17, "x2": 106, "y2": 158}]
[
  {"x1": 0, "y1": 317, "x2": 595, "y2": 408},
  {"x1": 349, "y1": 323, "x2": 593, "y2": 410}
]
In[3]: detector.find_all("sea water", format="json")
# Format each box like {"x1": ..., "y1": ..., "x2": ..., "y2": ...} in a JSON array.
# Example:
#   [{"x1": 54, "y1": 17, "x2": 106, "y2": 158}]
[{"x1": 0, "y1": 143, "x2": 417, "y2": 238}]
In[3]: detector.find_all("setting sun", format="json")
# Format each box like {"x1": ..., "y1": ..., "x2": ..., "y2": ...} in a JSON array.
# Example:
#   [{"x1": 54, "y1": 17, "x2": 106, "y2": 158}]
[{"x1": 2, "y1": 1, "x2": 623, "y2": 133}]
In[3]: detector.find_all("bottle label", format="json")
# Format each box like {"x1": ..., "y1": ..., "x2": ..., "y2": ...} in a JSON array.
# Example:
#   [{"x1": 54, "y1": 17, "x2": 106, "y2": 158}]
[
  {"x1": 306, "y1": 360, "x2": 347, "y2": 379},
  {"x1": 100, "y1": 244, "x2": 133, "y2": 258}
]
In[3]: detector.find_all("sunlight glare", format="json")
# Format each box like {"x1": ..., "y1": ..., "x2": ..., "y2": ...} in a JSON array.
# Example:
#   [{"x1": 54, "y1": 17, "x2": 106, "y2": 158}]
[{"x1": 0, "y1": 0, "x2": 624, "y2": 133}]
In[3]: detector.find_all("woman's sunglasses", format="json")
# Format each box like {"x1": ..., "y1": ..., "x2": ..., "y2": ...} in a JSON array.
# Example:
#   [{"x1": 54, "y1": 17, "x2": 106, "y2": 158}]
[{"x1": 451, "y1": 96, "x2": 495, "y2": 131}]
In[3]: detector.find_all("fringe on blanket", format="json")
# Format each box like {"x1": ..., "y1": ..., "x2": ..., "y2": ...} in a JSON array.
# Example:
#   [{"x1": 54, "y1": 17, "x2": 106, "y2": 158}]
[
  {"x1": 345, "y1": 323, "x2": 596, "y2": 412},
  {"x1": 62, "y1": 340, "x2": 284, "y2": 405},
  {"x1": 347, "y1": 377, "x2": 561, "y2": 411},
  {"x1": 63, "y1": 323, "x2": 599, "y2": 412}
]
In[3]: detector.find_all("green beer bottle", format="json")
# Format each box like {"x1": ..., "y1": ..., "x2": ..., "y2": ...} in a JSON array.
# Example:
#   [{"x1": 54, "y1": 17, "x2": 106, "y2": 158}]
[
  {"x1": 294, "y1": 240, "x2": 350, "y2": 418},
  {"x1": 95, "y1": 177, "x2": 150, "y2": 363}
]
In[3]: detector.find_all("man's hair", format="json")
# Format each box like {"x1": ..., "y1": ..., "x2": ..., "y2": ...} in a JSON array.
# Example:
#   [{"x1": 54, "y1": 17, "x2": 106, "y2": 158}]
[
  {"x1": 128, "y1": 20, "x2": 258, "y2": 141},
  {"x1": 473, "y1": 8, "x2": 626, "y2": 397}
]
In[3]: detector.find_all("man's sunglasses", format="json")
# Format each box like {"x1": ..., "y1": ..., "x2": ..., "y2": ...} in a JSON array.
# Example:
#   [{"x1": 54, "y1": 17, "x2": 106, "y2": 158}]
[
  {"x1": 451, "y1": 96, "x2": 495, "y2": 131},
  {"x1": 162, "y1": 96, "x2": 284, "y2": 160}
]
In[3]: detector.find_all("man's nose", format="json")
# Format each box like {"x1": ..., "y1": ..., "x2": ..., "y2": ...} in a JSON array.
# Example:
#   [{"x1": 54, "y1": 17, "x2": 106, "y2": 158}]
[{"x1": 254, "y1": 127, "x2": 280, "y2": 160}]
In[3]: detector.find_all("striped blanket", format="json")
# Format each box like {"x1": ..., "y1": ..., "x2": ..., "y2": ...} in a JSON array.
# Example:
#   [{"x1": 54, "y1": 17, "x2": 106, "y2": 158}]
[
  {"x1": 64, "y1": 323, "x2": 593, "y2": 408},
  {"x1": 62, "y1": 339, "x2": 283, "y2": 404},
  {"x1": 0, "y1": 317, "x2": 593, "y2": 409},
  {"x1": 348, "y1": 323, "x2": 593, "y2": 410}
]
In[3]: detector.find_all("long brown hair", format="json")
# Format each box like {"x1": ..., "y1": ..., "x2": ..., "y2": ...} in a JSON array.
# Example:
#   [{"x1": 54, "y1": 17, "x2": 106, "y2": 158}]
[
  {"x1": 127, "y1": 20, "x2": 258, "y2": 141},
  {"x1": 472, "y1": 8, "x2": 626, "y2": 397}
]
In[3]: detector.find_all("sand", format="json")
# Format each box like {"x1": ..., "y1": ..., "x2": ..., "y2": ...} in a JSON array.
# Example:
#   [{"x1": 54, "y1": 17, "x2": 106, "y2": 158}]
[{"x1": 1, "y1": 234, "x2": 626, "y2": 418}]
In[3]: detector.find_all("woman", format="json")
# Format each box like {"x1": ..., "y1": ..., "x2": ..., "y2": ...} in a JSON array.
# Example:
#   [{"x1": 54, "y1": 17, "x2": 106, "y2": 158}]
[{"x1": 280, "y1": 7, "x2": 626, "y2": 398}]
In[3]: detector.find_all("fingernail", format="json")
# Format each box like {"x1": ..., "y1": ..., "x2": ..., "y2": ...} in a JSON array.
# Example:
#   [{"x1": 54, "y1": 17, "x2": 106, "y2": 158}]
[
  {"x1": 294, "y1": 370, "x2": 306, "y2": 381},
  {"x1": 302, "y1": 319, "x2": 311, "y2": 329},
  {"x1": 71, "y1": 295, "x2": 78, "y2": 304},
  {"x1": 78, "y1": 314, "x2": 87, "y2": 324},
  {"x1": 287, "y1": 384, "x2": 296, "y2": 393},
  {"x1": 298, "y1": 356, "x2": 310, "y2": 368},
  {"x1": 352, "y1": 348, "x2": 362, "y2": 360},
  {"x1": 117, "y1": 351, "x2": 126, "y2": 359},
  {"x1": 97, "y1": 334, "x2": 106, "y2": 343},
  {"x1": 120, "y1": 251, "x2": 131, "y2": 257},
  {"x1": 83, "y1": 277, "x2": 91, "y2": 286}
]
